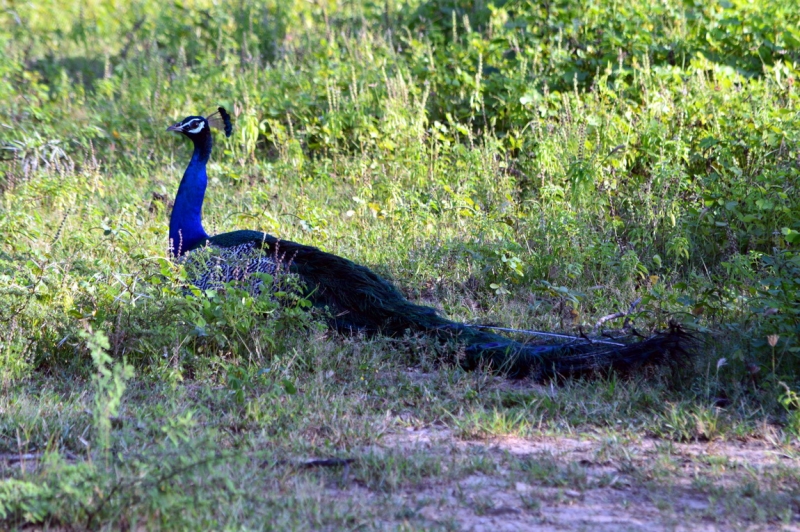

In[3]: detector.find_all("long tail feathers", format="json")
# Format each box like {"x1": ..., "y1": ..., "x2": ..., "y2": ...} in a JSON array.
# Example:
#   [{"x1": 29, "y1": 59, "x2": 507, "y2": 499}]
[
  {"x1": 532, "y1": 323, "x2": 694, "y2": 381},
  {"x1": 251, "y1": 232, "x2": 694, "y2": 381},
  {"x1": 433, "y1": 321, "x2": 693, "y2": 381}
]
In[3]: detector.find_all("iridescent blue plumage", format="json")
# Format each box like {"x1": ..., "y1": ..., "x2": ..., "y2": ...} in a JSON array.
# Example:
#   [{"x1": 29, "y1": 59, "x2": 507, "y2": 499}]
[
  {"x1": 167, "y1": 110, "x2": 278, "y2": 289},
  {"x1": 167, "y1": 108, "x2": 692, "y2": 380},
  {"x1": 168, "y1": 128, "x2": 210, "y2": 255}
]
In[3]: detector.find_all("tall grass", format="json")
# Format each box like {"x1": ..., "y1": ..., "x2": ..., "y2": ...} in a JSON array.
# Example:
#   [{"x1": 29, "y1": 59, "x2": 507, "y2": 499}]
[
  {"x1": 1, "y1": 8, "x2": 800, "y2": 527},
  {"x1": 2, "y1": 0, "x2": 798, "y2": 382}
]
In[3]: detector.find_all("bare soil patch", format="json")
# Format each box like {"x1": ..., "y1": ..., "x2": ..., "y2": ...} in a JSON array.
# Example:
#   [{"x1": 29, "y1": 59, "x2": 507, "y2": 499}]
[{"x1": 339, "y1": 428, "x2": 800, "y2": 531}]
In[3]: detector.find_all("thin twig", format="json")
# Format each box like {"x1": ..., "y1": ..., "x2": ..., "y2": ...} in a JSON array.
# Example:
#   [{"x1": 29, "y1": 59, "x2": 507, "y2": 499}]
[
  {"x1": 594, "y1": 297, "x2": 642, "y2": 332},
  {"x1": 264, "y1": 458, "x2": 355, "y2": 469},
  {"x1": 0, "y1": 453, "x2": 43, "y2": 463},
  {"x1": 594, "y1": 311, "x2": 626, "y2": 331},
  {"x1": 119, "y1": 17, "x2": 146, "y2": 60},
  {"x1": 0, "y1": 451, "x2": 78, "y2": 463}
]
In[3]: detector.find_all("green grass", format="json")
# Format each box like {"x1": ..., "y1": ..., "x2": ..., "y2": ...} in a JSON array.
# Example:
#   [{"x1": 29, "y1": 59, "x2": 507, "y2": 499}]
[{"x1": 2, "y1": 0, "x2": 800, "y2": 528}]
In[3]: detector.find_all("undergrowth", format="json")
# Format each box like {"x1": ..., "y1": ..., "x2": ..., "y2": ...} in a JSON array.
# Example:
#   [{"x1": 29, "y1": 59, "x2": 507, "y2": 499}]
[{"x1": 1, "y1": 0, "x2": 799, "y2": 528}]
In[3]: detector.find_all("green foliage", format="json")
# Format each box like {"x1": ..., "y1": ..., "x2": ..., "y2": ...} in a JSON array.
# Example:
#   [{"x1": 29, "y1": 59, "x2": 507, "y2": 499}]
[
  {"x1": 0, "y1": 442, "x2": 255, "y2": 528},
  {"x1": 1, "y1": 2, "x2": 800, "y2": 525},
  {"x1": 81, "y1": 329, "x2": 134, "y2": 453},
  {"x1": 779, "y1": 383, "x2": 800, "y2": 438},
  {"x1": 1, "y1": 0, "x2": 799, "y2": 397},
  {"x1": 0, "y1": 479, "x2": 52, "y2": 523}
]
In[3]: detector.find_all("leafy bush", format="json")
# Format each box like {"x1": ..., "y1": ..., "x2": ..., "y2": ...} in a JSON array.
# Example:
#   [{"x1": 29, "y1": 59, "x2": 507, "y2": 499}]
[{"x1": 1, "y1": 0, "x2": 800, "y2": 434}]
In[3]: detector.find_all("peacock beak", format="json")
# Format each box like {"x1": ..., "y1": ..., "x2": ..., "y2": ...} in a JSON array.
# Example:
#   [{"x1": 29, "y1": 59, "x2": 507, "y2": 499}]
[{"x1": 167, "y1": 123, "x2": 183, "y2": 132}]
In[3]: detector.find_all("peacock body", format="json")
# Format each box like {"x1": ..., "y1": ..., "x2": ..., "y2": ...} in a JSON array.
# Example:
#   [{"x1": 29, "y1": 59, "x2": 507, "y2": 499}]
[{"x1": 167, "y1": 108, "x2": 690, "y2": 380}]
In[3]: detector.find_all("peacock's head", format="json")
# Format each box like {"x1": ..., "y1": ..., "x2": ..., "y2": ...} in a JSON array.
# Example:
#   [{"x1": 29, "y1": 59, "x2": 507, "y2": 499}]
[
  {"x1": 167, "y1": 115, "x2": 209, "y2": 140},
  {"x1": 167, "y1": 107, "x2": 232, "y2": 140}
]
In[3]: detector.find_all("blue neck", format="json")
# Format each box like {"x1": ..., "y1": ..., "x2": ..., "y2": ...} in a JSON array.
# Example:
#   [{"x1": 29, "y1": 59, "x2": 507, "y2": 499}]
[{"x1": 170, "y1": 133, "x2": 212, "y2": 256}]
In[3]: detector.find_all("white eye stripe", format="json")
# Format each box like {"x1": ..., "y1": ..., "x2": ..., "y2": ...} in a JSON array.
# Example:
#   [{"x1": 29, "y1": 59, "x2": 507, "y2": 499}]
[{"x1": 185, "y1": 121, "x2": 205, "y2": 134}]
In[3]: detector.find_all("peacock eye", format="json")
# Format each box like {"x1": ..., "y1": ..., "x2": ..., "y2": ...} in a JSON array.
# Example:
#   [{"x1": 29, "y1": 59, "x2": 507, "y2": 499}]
[{"x1": 184, "y1": 119, "x2": 205, "y2": 134}]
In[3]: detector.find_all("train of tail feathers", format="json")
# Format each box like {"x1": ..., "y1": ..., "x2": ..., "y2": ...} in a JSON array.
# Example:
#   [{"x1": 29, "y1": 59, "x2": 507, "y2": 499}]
[{"x1": 166, "y1": 107, "x2": 693, "y2": 381}]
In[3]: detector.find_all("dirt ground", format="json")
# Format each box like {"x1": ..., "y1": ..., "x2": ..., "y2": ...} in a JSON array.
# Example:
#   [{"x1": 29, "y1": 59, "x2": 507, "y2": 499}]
[{"x1": 351, "y1": 427, "x2": 800, "y2": 531}]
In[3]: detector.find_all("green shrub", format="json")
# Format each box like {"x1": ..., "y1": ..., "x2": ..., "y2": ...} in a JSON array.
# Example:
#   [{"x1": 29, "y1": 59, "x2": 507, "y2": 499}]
[{"x1": 1, "y1": 0, "x2": 800, "y2": 408}]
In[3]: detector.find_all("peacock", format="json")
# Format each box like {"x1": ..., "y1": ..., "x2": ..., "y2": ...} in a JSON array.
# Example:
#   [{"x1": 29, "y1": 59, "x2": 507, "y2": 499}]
[{"x1": 167, "y1": 108, "x2": 691, "y2": 380}]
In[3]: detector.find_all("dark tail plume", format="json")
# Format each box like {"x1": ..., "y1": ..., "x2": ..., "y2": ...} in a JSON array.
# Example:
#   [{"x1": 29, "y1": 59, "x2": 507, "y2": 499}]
[{"x1": 247, "y1": 231, "x2": 693, "y2": 381}]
